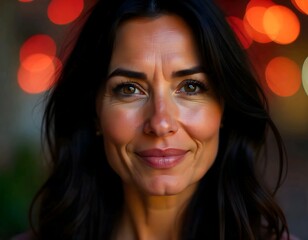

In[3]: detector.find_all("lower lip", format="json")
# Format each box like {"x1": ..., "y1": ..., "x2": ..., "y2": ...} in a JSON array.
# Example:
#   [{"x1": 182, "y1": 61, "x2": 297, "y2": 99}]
[{"x1": 137, "y1": 154, "x2": 186, "y2": 169}]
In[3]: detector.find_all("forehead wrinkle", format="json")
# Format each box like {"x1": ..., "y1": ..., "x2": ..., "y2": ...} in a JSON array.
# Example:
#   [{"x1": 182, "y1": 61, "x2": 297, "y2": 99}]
[{"x1": 111, "y1": 15, "x2": 200, "y2": 83}]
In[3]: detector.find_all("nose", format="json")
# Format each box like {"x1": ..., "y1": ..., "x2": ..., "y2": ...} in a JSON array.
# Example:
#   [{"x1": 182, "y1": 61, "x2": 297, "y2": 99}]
[{"x1": 143, "y1": 93, "x2": 179, "y2": 137}]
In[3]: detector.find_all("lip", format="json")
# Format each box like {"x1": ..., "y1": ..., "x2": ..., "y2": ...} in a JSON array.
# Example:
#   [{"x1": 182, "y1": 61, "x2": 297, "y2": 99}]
[{"x1": 136, "y1": 148, "x2": 188, "y2": 169}]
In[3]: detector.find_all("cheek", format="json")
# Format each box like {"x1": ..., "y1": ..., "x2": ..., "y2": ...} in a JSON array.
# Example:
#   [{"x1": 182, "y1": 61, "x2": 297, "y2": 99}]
[
  {"x1": 98, "y1": 106, "x2": 142, "y2": 182},
  {"x1": 179, "y1": 103, "x2": 222, "y2": 140},
  {"x1": 99, "y1": 106, "x2": 142, "y2": 144}
]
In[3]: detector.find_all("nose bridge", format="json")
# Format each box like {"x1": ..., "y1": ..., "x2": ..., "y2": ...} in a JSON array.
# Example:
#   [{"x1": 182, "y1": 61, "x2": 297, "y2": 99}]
[
  {"x1": 154, "y1": 91, "x2": 171, "y2": 123},
  {"x1": 144, "y1": 85, "x2": 178, "y2": 137}
]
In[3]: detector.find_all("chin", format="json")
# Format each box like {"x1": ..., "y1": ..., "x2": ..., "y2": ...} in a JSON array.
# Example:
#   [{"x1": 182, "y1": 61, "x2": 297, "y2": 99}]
[{"x1": 141, "y1": 176, "x2": 196, "y2": 196}]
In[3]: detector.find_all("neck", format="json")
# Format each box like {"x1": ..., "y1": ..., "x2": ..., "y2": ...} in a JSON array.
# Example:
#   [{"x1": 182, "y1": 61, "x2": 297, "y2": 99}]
[{"x1": 113, "y1": 184, "x2": 197, "y2": 240}]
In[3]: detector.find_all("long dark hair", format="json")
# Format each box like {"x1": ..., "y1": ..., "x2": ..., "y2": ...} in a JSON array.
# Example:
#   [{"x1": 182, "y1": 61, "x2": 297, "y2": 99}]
[{"x1": 30, "y1": 0, "x2": 289, "y2": 239}]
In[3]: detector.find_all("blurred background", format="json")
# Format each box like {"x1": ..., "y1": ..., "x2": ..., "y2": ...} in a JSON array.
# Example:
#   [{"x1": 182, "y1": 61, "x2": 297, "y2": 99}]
[{"x1": 0, "y1": 0, "x2": 307, "y2": 239}]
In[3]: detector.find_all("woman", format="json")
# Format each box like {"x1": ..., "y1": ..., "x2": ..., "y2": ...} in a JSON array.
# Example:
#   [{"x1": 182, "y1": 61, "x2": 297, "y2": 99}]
[{"x1": 30, "y1": 0, "x2": 289, "y2": 239}]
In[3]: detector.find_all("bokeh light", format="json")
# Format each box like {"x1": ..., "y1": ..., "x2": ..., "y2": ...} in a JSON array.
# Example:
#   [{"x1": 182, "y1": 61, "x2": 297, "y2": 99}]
[
  {"x1": 20, "y1": 34, "x2": 56, "y2": 63},
  {"x1": 21, "y1": 54, "x2": 54, "y2": 72},
  {"x1": 263, "y1": 6, "x2": 300, "y2": 44},
  {"x1": 245, "y1": 6, "x2": 269, "y2": 34},
  {"x1": 302, "y1": 57, "x2": 308, "y2": 96},
  {"x1": 243, "y1": 17, "x2": 272, "y2": 43},
  {"x1": 291, "y1": 0, "x2": 308, "y2": 15},
  {"x1": 19, "y1": 34, "x2": 61, "y2": 94},
  {"x1": 243, "y1": 0, "x2": 275, "y2": 43},
  {"x1": 18, "y1": 0, "x2": 33, "y2": 2},
  {"x1": 227, "y1": 16, "x2": 253, "y2": 49},
  {"x1": 18, "y1": 55, "x2": 61, "y2": 94},
  {"x1": 265, "y1": 57, "x2": 301, "y2": 97},
  {"x1": 246, "y1": 0, "x2": 274, "y2": 9},
  {"x1": 47, "y1": 0, "x2": 84, "y2": 25}
]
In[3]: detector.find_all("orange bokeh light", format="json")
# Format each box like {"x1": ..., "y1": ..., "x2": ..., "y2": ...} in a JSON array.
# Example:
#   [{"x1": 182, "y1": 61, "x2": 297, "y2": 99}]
[
  {"x1": 292, "y1": 0, "x2": 308, "y2": 15},
  {"x1": 246, "y1": 0, "x2": 274, "y2": 9},
  {"x1": 263, "y1": 6, "x2": 300, "y2": 44},
  {"x1": 245, "y1": 0, "x2": 274, "y2": 33},
  {"x1": 18, "y1": 54, "x2": 62, "y2": 94},
  {"x1": 20, "y1": 34, "x2": 56, "y2": 63},
  {"x1": 243, "y1": 0, "x2": 275, "y2": 43},
  {"x1": 243, "y1": 17, "x2": 272, "y2": 43},
  {"x1": 265, "y1": 57, "x2": 301, "y2": 97},
  {"x1": 245, "y1": 6, "x2": 268, "y2": 34},
  {"x1": 47, "y1": 0, "x2": 84, "y2": 25},
  {"x1": 227, "y1": 16, "x2": 253, "y2": 49}
]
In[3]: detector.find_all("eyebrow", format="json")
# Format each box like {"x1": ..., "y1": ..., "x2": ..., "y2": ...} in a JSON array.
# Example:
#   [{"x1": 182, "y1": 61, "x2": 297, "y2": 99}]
[
  {"x1": 107, "y1": 66, "x2": 206, "y2": 80},
  {"x1": 172, "y1": 66, "x2": 207, "y2": 78},
  {"x1": 107, "y1": 68, "x2": 147, "y2": 80}
]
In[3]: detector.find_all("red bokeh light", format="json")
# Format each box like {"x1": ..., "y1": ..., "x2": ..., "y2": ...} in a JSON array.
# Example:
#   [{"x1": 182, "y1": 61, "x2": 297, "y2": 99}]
[
  {"x1": 18, "y1": 55, "x2": 62, "y2": 94},
  {"x1": 20, "y1": 34, "x2": 56, "y2": 63},
  {"x1": 21, "y1": 54, "x2": 54, "y2": 72},
  {"x1": 227, "y1": 16, "x2": 253, "y2": 49},
  {"x1": 19, "y1": 34, "x2": 61, "y2": 94},
  {"x1": 47, "y1": 0, "x2": 84, "y2": 25},
  {"x1": 265, "y1": 57, "x2": 301, "y2": 97}
]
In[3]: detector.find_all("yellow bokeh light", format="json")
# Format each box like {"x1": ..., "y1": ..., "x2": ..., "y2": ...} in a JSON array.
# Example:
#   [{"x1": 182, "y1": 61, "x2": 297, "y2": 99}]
[{"x1": 302, "y1": 57, "x2": 308, "y2": 96}]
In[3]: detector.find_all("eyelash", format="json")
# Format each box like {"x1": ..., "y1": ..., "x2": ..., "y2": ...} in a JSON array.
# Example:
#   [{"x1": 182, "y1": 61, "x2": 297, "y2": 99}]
[
  {"x1": 112, "y1": 79, "x2": 209, "y2": 97},
  {"x1": 112, "y1": 81, "x2": 146, "y2": 96},
  {"x1": 177, "y1": 79, "x2": 209, "y2": 95}
]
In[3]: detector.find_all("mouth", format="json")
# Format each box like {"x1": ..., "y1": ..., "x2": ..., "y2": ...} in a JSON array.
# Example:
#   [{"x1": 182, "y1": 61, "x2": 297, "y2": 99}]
[{"x1": 136, "y1": 148, "x2": 188, "y2": 169}]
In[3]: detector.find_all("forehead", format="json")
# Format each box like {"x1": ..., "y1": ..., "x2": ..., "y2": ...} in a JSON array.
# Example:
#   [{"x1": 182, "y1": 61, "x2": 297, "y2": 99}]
[
  {"x1": 115, "y1": 14, "x2": 194, "y2": 40},
  {"x1": 110, "y1": 15, "x2": 200, "y2": 67}
]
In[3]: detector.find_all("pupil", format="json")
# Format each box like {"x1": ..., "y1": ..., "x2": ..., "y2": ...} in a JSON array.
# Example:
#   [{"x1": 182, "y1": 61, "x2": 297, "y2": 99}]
[
  {"x1": 186, "y1": 84, "x2": 195, "y2": 92},
  {"x1": 124, "y1": 85, "x2": 135, "y2": 94}
]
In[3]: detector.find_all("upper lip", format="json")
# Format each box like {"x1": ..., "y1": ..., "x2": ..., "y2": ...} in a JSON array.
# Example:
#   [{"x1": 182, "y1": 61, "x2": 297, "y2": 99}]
[{"x1": 136, "y1": 148, "x2": 188, "y2": 157}]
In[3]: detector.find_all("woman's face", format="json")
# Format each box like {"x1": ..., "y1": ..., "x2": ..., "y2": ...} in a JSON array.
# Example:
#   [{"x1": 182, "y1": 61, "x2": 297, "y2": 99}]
[{"x1": 97, "y1": 15, "x2": 223, "y2": 196}]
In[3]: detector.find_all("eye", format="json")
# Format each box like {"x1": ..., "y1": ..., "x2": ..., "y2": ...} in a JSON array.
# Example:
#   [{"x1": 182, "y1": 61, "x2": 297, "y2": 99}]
[
  {"x1": 121, "y1": 84, "x2": 140, "y2": 94},
  {"x1": 176, "y1": 79, "x2": 208, "y2": 95},
  {"x1": 112, "y1": 82, "x2": 145, "y2": 97}
]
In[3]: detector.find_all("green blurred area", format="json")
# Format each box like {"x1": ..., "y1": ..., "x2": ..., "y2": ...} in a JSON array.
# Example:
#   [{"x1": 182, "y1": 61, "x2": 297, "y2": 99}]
[{"x1": 0, "y1": 141, "x2": 44, "y2": 239}]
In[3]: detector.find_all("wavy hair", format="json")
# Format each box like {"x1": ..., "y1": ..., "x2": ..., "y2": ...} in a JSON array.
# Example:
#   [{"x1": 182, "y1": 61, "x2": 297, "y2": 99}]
[{"x1": 30, "y1": 0, "x2": 289, "y2": 239}]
